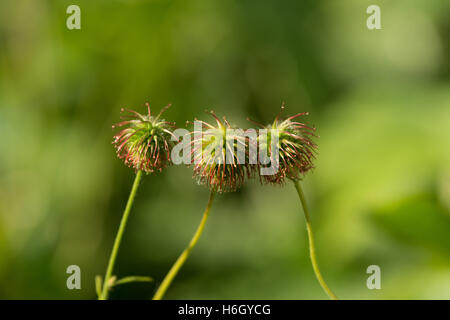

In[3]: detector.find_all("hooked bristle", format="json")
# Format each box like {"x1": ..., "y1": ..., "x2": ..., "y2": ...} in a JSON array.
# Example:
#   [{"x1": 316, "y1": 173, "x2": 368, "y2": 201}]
[
  {"x1": 112, "y1": 104, "x2": 176, "y2": 173},
  {"x1": 190, "y1": 111, "x2": 255, "y2": 192},
  {"x1": 258, "y1": 107, "x2": 318, "y2": 185}
]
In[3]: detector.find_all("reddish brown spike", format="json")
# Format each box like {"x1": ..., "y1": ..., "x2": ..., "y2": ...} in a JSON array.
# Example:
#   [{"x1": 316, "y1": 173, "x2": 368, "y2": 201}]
[
  {"x1": 222, "y1": 116, "x2": 232, "y2": 128},
  {"x1": 207, "y1": 110, "x2": 223, "y2": 127},
  {"x1": 155, "y1": 103, "x2": 172, "y2": 120},
  {"x1": 286, "y1": 112, "x2": 309, "y2": 121},
  {"x1": 274, "y1": 102, "x2": 286, "y2": 123},
  {"x1": 246, "y1": 117, "x2": 266, "y2": 128},
  {"x1": 146, "y1": 102, "x2": 151, "y2": 117}
]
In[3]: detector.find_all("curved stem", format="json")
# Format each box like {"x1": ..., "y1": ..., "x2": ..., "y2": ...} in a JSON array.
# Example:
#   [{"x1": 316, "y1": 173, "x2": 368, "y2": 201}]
[
  {"x1": 99, "y1": 170, "x2": 143, "y2": 300},
  {"x1": 153, "y1": 190, "x2": 216, "y2": 300},
  {"x1": 292, "y1": 179, "x2": 338, "y2": 300}
]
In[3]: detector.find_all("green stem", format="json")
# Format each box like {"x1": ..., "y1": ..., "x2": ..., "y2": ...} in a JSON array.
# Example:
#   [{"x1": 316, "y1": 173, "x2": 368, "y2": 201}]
[
  {"x1": 99, "y1": 170, "x2": 143, "y2": 300},
  {"x1": 153, "y1": 190, "x2": 216, "y2": 300},
  {"x1": 293, "y1": 179, "x2": 338, "y2": 300}
]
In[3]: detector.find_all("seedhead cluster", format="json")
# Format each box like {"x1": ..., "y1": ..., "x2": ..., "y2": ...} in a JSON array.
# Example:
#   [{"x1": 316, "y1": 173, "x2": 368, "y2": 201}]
[
  {"x1": 112, "y1": 103, "x2": 176, "y2": 173},
  {"x1": 190, "y1": 111, "x2": 254, "y2": 193},
  {"x1": 112, "y1": 102, "x2": 318, "y2": 191},
  {"x1": 258, "y1": 105, "x2": 317, "y2": 185}
]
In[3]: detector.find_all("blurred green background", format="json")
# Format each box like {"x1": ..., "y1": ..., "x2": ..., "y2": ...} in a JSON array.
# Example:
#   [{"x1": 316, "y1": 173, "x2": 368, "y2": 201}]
[{"x1": 0, "y1": 0, "x2": 449, "y2": 299}]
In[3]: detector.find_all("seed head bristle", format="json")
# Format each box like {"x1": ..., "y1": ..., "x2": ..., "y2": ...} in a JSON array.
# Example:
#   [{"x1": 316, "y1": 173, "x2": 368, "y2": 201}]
[
  {"x1": 190, "y1": 111, "x2": 254, "y2": 193},
  {"x1": 112, "y1": 103, "x2": 176, "y2": 173},
  {"x1": 258, "y1": 104, "x2": 318, "y2": 185}
]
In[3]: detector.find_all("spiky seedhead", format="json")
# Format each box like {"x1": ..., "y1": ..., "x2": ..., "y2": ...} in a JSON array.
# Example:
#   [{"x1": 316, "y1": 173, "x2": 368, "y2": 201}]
[
  {"x1": 256, "y1": 104, "x2": 318, "y2": 184},
  {"x1": 191, "y1": 111, "x2": 253, "y2": 193},
  {"x1": 112, "y1": 103, "x2": 176, "y2": 173}
]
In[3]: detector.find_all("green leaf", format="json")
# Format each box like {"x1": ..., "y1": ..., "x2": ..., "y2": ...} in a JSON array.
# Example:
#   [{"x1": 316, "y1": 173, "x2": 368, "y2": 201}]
[
  {"x1": 95, "y1": 275, "x2": 103, "y2": 298},
  {"x1": 112, "y1": 276, "x2": 154, "y2": 287}
]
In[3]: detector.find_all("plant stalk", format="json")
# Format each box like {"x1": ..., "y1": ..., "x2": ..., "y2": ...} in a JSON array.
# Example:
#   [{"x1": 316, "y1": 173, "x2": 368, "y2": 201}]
[
  {"x1": 293, "y1": 179, "x2": 338, "y2": 300},
  {"x1": 153, "y1": 190, "x2": 216, "y2": 300},
  {"x1": 99, "y1": 170, "x2": 143, "y2": 300}
]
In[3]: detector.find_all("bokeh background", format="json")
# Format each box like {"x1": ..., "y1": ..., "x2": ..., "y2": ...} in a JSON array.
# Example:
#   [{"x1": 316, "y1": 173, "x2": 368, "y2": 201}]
[{"x1": 0, "y1": 0, "x2": 449, "y2": 299}]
